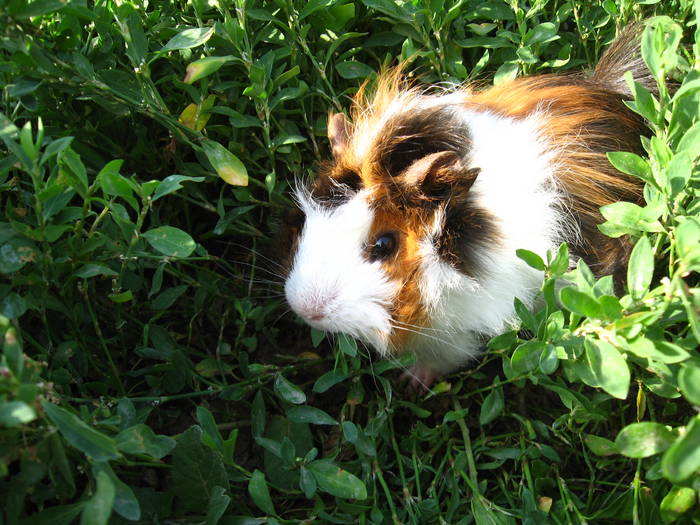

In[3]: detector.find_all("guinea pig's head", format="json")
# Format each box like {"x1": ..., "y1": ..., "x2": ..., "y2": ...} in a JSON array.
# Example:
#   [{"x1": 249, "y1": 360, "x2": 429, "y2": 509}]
[{"x1": 283, "y1": 78, "x2": 489, "y2": 356}]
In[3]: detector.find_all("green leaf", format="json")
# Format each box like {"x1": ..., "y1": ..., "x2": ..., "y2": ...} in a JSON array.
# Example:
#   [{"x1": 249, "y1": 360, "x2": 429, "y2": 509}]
[
  {"x1": 0, "y1": 400, "x2": 36, "y2": 427},
  {"x1": 584, "y1": 434, "x2": 618, "y2": 456},
  {"x1": 338, "y1": 333, "x2": 357, "y2": 356},
  {"x1": 627, "y1": 236, "x2": 654, "y2": 298},
  {"x1": 262, "y1": 416, "x2": 313, "y2": 489},
  {"x1": 488, "y1": 330, "x2": 517, "y2": 350},
  {"x1": 627, "y1": 338, "x2": 690, "y2": 364},
  {"x1": 96, "y1": 160, "x2": 139, "y2": 211},
  {"x1": 336, "y1": 61, "x2": 375, "y2": 79},
  {"x1": 80, "y1": 470, "x2": 115, "y2": 525},
  {"x1": 286, "y1": 406, "x2": 337, "y2": 425},
  {"x1": 662, "y1": 416, "x2": 700, "y2": 482},
  {"x1": 494, "y1": 61, "x2": 519, "y2": 85},
  {"x1": 58, "y1": 148, "x2": 89, "y2": 198},
  {"x1": 676, "y1": 120, "x2": 700, "y2": 158},
  {"x1": 299, "y1": 466, "x2": 317, "y2": 498},
  {"x1": 511, "y1": 341, "x2": 544, "y2": 373},
  {"x1": 361, "y1": 0, "x2": 410, "y2": 21},
  {"x1": 74, "y1": 264, "x2": 119, "y2": 279},
  {"x1": 142, "y1": 226, "x2": 196, "y2": 257},
  {"x1": 171, "y1": 426, "x2": 229, "y2": 513},
  {"x1": 41, "y1": 401, "x2": 120, "y2": 462},
  {"x1": 201, "y1": 139, "x2": 248, "y2": 186},
  {"x1": 92, "y1": 463, "x2": 141, "y2": 521},
  {"x1": 151, "y1": 285, "x2": 188, "y2": 310},
  {"x1": 0, "y1": 238, "x2": 31, "y2": 273},
  {"x1": 313, "y1": 370, "x2": 349, "y2": 393},
  {"x1": 342, "y1": 421, "x2": 358, "y2": 442},
  {"x1": 300, "y1": 0, "x2": 335, "y2": 19},
  {"x1": 599, "y1": 201, "x2": 664, "y2": 237},
  {"x1": 516, "y1": 249, "x2": 545, "y2": 271},
  {"x1": 205, "y1": 486, "x2": 231, "y2": 525},
  {"x1": 0, "y1": 292, "x2": 27, "y2": 319},
  {"x1": 196, "y1": 406, "x2": 225, "y2": 452},
  {"x1": 479, "y1": 385, "x2": 504, "y2": 425},
  {"x1": 549, "y1": 243, "x2": 570, "y2": 276},
  {"x1": 525, "y1": 22, "x2": 559, "y2": 45},
  {"x1": 678, "y1": 365, "x2": 700, "y2": 405},
  {"x1": 538, "y1": 344, "x2": 559, "y2": 374},
  {"x1": 641, "y1": 18, "x2": 681, "y2": 82},
  {"x1": 660, "y1": 486, "x2": 697, "y2": 524},
  {"x1": 607, "y1": 152, "x2": 654, "y2": 184},
  {"x1": 667, "y1": 152, "x2": 693, "y2": 197},
  {"x1": 559, "y1": 287, "x2": 602, "y2": 318},
  {"x1": 160, "y1": 27, "x2": 215, "y2": 53},
  {"x1": 3, "y1": 326, "x2": 23, "y2": 378},
  {"x1": 584, "y1": 340, "x2": 630, "y2": 399},
  {"x1": 211, "y1": 107, "x2": 260, "y2": 128},
  {"x1": 274, "y1": 374, "x2": 307, "y2": 404},
  {"x1": 184, "y1": 56, "x2": 234, "y2": 84},
  {"x1": 13, "y1": 0, "x2": 66, "y2": 18},
  {"x1": 675, "y1": 219, "x2": 700, "y2": 261},
  {"x1": 307, "y1": 459, "x2": 367, "y2": 499},
  {"x1": 40, "y1": 136, "x2": 73, "y2": 165},
  {"x1": 514, "y1": 297, "x2": 537, "y2": 332},
  {"x1": 115, "y1": 424, "x2": 176, "y2": 459},
  {"x1": 152, "y1": 175, "x2": 205, "y2": 201},
  {"x1": 114, "y1": 6, "x2": 149, "y2": 68},
  {"x1": 108, "y1": 290, "x2": 134, "y2": 303},
  {"x1": 615, "y1": 422, "x2": 675, "y2": 458},
  {"x1": 248, "y1": 470, "x2": 276, "y2": 515}
]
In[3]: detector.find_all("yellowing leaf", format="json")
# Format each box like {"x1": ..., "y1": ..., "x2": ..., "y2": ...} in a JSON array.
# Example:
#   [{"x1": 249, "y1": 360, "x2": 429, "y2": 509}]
[
  {"x1": 184, "y1": 56, "x2": 233, "y2": 84},
  {"x1": 201, "y1": 139, "x2": 248, "y2": 186},
  {"x1": 179, "y1": 95, "x2": 215, "y2": 132}
]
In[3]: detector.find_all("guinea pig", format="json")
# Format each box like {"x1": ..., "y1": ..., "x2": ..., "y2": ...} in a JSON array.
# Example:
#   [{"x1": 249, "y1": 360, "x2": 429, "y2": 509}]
[{"x1": 282, "y1": 26, "x2": 652, "y2": 388}]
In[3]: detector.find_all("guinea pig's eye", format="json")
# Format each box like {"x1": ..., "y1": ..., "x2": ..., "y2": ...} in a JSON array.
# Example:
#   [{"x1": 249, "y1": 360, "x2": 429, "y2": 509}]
[{"x1": 369, "y1": 232, "x2": 398, "y2": 261}]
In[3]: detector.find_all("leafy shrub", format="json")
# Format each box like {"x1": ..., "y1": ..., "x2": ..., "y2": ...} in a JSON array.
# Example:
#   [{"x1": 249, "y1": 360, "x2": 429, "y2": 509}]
[{"x1": 0, "y1": 1, "x2": 698, "y2": 524}]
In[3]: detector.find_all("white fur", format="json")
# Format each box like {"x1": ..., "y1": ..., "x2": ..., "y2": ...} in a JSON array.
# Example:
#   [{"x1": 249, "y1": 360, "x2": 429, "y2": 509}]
[
  {"x1": 409, "y1": 105, "x2": 569, "y2": 373},
  {"x1": 287, "y1": 93, "x2": 577, "y2": 378},
  {"x1": 285, "y1": 188, "x2": 398, "y2": 353}
]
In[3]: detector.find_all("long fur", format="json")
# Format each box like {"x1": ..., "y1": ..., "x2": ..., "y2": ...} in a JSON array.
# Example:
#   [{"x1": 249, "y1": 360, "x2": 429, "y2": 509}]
[{"x1": 282, "y1": 27, "x2": 650, "y2": 381}]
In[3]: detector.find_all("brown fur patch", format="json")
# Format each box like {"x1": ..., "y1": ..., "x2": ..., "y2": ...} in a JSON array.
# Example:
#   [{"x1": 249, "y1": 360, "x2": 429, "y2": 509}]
[
  {"x1": 469, "y1": 76, "x2": 647, "y2": 278},
  {"x1": 365, "y1": 189, "x2": 432, "y2": 350},
  {"x1": 284, "y1": 46, "x2": 649, "y2": 352}
]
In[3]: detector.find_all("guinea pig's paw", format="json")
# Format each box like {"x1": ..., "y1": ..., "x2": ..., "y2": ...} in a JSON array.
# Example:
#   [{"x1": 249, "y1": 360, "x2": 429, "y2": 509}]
[{"x1": 400, "y1": 365, "x2": 440, "y2": 392}]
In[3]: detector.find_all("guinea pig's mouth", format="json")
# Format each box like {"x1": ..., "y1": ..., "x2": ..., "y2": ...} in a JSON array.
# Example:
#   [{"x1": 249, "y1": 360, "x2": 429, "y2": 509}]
[
  {"x1": 286, "y1": 292, "x2": 393, "y2": 354},
  {"x1": 286, "y1": 288, "x2": 338, "y2": 326}
]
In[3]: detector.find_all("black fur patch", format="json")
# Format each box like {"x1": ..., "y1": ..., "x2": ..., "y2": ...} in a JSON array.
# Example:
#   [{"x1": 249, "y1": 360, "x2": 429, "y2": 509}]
[
  {"x1": 372, "y1": 103, "x2": 501, "y2": 277},
  {"x1": 437, "y1": 192, "x2": 501, "y2": 277},
  {"x1": 373, "y1": 104, "x2": 473, "y2": 177},
  {"x1": 311, "y1": 162, "x2": 363, "y2": 207}
]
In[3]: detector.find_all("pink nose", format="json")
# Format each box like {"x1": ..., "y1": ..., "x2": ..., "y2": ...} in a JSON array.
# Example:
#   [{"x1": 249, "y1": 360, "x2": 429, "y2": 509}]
[
  {"x1": 293, "y1": 293, "x2": 337, "y2": 324},
  {"x1": 298, "y1": 303, "x2": 327, "y2": 322},
  {"x1": 308, "y1": 310, "x2": 325, "y2": 322}
]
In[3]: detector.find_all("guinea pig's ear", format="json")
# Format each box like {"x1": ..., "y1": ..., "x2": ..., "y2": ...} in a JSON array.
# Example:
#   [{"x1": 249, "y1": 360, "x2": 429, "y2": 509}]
[
  {"x1": 328, "y1": 112, "x2": 352, "y2": 159},
  {"x1": 401, "y1": 151, "x2": 479, "y2": 200}
]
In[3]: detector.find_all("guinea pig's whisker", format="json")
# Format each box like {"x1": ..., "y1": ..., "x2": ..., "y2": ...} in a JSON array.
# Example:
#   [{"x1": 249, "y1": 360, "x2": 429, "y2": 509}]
[
  {"x1": 220, "y1": 273, "x2": 284, "y2": 287},
  {"x1": 271, "y1": 307, "x2": 293, "y2": 327},
  {"x1": 213, "y1": 240, "x2": 289, "y2": 273},
  {"x1": 391, "y1": 319, "x2": 455, "y2": 336},
  {"x1": 220, "y1": 260, "x2": 287, "y2": 283},
  {"x1": 389, "y1": 323, "x2": 462, "y2": 353}
]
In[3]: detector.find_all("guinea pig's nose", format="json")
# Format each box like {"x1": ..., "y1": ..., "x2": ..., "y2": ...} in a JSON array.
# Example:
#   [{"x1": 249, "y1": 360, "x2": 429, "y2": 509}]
[
  {"x1": 294, "y1": 293, "x2": 337, "y2": 324},
  {"x1": 307, "y1": 309, "x2": 325, "y2": 322}
]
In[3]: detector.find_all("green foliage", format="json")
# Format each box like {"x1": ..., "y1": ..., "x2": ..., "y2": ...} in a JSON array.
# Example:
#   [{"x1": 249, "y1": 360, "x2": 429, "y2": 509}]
[{"x1": 0, "y1": 0, "x2": 699, "y2": 524}]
